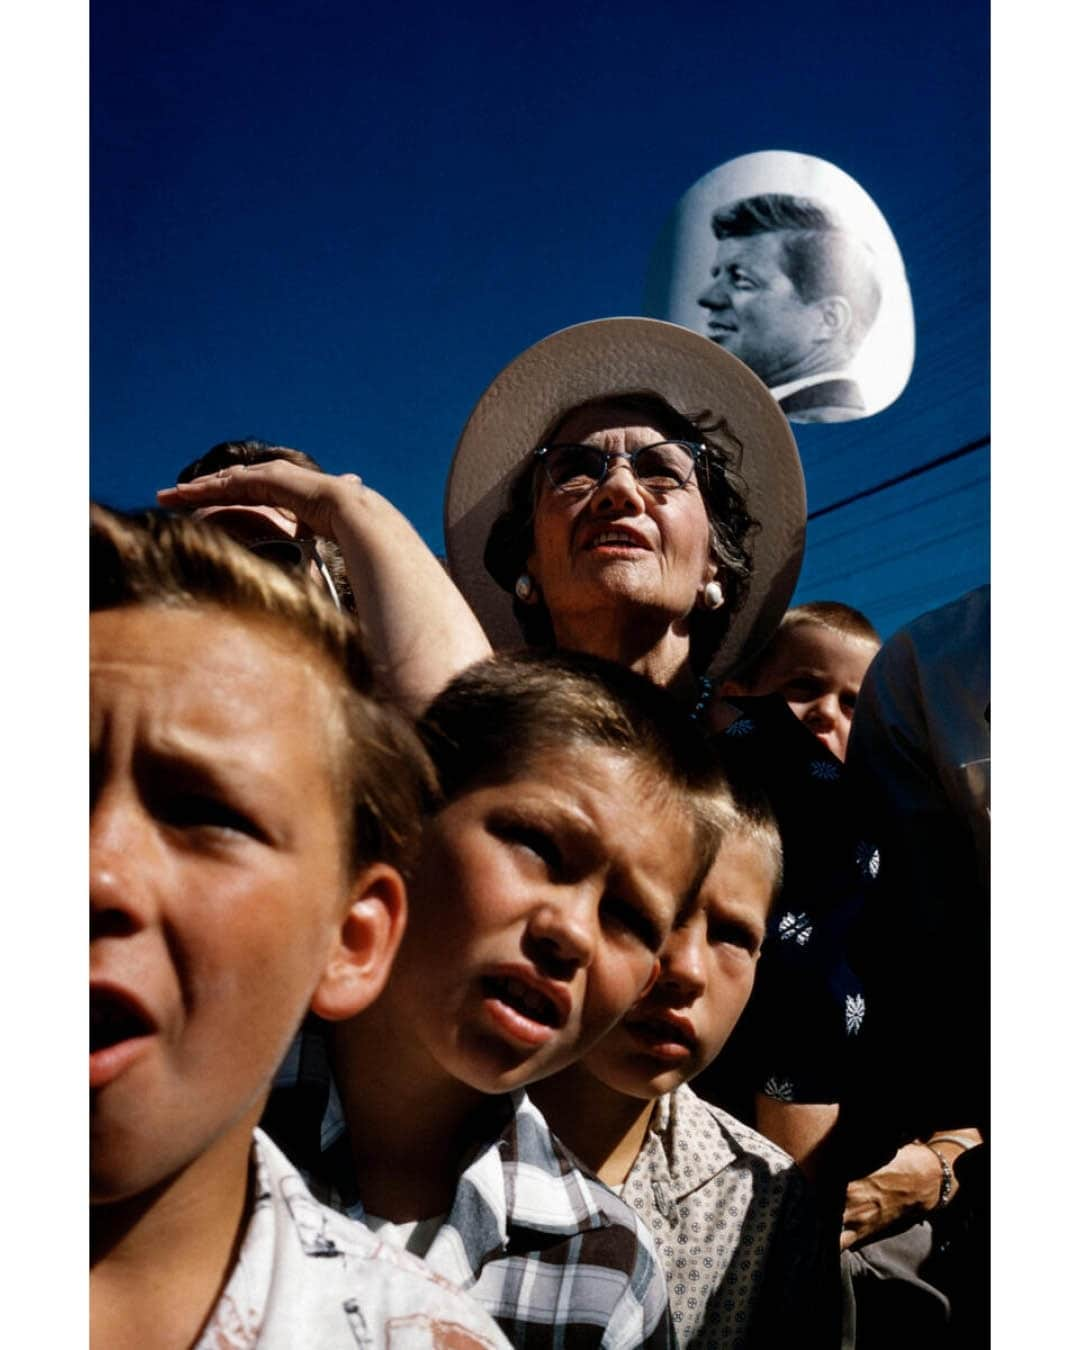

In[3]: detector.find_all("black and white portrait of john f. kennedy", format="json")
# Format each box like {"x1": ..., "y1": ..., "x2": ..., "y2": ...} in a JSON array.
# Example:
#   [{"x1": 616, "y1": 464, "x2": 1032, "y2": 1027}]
[{"x1": 697, "y1": 194, "x2": 882, "y2": 424}]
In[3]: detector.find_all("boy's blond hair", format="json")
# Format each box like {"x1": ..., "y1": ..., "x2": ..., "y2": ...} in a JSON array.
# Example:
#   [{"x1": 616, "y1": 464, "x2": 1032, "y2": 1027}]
[
  {"x1": 731, "y1": 599, "x2": 881, "y2": 689},
  {"x1": 91, "y1": 503, "x2": 436, "y2": 876}
]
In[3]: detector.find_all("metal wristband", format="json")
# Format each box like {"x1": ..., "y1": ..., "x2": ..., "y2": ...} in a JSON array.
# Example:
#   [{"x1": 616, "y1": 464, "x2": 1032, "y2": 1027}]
[
  {"x1": 927, "y1": 1133, "x2": 978, "y2": 1152},
  {"x1": 925, "y1": 1144, "x2": 954, "y2": 1209}
]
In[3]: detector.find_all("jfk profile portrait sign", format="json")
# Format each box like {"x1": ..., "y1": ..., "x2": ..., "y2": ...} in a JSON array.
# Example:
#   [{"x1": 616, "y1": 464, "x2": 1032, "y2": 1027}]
[{"x1": 645, "y1": 151, "x2": 915, "y2": 424}]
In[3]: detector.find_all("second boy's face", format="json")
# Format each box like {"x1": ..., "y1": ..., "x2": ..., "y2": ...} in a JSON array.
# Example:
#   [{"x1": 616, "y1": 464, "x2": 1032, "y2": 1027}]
[
  {"x1": 582, "y1": 834, "x2": 773, "y2": 1099},
  {"x1": 391, "y1": 746, "x2": 699, "y2": 1093},
  {"x1": 90, "y1": 605, "x2": 353, "y2": 1203}
]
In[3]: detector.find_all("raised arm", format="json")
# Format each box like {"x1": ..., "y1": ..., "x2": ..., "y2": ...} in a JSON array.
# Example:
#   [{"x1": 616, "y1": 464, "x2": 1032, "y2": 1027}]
[{"x1": 158, "y1": 460, "x2": 492, "y2": 713}]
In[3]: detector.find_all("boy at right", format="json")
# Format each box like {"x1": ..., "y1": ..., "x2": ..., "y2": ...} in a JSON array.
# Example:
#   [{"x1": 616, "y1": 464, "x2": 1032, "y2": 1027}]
[{"x1": 531, "y1": 770, "x2": 829, "y2": 1349}]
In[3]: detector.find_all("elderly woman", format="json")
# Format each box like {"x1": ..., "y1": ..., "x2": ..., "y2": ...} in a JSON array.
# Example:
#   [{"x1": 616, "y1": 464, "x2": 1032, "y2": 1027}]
[
  {"x1": 158, "y1": 319, "x2": 804, "y2": 704},
  {"x1": 441, "y1": 319, "x2": 806, "y2": 699},
  {"x1": 158, "y1": 320, "x2": 853, "y2": 1176}
]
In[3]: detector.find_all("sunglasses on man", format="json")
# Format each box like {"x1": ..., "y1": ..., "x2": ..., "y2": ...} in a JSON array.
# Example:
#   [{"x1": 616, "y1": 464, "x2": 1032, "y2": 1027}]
[{"x1": 247, "y1": 536, "x2": 343, "y2": 611}]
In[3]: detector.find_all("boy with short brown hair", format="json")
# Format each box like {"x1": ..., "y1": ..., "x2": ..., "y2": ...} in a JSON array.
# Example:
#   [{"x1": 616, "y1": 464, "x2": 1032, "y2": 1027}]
[{"x1": 266, "y1": 651, "x2": 736, "y2": 1350}]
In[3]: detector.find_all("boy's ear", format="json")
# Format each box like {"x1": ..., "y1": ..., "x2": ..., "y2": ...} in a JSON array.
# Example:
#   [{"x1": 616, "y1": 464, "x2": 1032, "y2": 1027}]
[
  {"x1": 716, "y1": 677, "x2": 750, "y2": 697},
  {"x1": 310, "y1": 863, "x2": 407, "y2": 1022}
]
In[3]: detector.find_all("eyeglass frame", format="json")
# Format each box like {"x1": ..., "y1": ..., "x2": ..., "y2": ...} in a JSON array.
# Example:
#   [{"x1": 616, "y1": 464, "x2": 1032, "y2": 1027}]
[
  {"x1": 246, "y1": 536, "x2": 343, "y2": 612},
  {"x1": 532, "y1": 439, "x2": 706, "y2": 495}
]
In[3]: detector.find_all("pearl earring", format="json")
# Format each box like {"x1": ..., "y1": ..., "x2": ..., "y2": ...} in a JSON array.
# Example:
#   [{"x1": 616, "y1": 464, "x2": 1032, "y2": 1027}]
[
  {"x1": 515, "y1": 573, "x2": 535, "y2": 602},
  {"x1": 702, "y1": 580, "x2": 724, "y2": 611}
]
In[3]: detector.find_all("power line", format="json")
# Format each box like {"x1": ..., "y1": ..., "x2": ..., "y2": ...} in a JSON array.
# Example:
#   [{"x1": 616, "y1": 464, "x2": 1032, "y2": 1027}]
[{"x1": 807, "y1": 435, "x2": 990, "y2": 521}]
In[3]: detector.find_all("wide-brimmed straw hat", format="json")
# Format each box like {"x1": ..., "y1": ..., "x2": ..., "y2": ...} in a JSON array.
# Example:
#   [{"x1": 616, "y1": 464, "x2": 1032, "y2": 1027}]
[{"x1": 444, "y1": 317, "x2": 806, "y2": 677}]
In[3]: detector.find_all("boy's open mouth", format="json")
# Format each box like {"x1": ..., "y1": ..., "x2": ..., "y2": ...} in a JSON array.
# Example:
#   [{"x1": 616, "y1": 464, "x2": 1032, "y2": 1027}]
[
  {"x1": 90, "y1": 988, "x2": 154, "y2": 1054},
  {"x1": 481, "y1": 974, "x2": 562, "y2": 1029}
]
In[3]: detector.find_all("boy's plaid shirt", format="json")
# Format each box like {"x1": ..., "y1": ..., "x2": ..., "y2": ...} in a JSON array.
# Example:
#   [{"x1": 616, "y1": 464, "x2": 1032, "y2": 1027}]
[{"x1": 265, "y1": 1024, "x2": 673, "y2": 1349}]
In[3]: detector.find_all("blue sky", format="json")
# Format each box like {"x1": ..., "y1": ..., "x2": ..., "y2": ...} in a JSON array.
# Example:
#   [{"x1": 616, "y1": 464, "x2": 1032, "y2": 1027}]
[{"x1": 91, "y1": 0, "x2": 988, "y2": 635}]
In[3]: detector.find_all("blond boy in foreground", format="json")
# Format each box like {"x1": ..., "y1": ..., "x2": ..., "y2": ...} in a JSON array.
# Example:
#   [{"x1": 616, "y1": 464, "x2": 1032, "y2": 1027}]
[{"x1": 90, "y1": 506, "x2": 509, "y2": 1350}]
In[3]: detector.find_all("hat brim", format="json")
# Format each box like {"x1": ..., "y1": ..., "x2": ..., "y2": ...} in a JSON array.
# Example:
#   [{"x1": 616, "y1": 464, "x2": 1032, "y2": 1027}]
[{"x1": 444, "y1": 317, "x2": 806, "y2": 678}]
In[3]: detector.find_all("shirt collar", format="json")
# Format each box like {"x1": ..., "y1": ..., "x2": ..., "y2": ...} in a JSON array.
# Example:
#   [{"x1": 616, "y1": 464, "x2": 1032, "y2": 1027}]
[
  {"x1": 638, "y1": 1086, "x2": 736, "y2": 1204},
  {"x1": 269, "y1": 1025, "x2": 610, "y2": 1260},
  {"x1": 768, "y1": 369, "x2": 853, "y2": 403}
]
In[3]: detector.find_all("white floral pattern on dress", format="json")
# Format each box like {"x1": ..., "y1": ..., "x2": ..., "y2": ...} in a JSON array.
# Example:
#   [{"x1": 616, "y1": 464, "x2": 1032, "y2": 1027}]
[
  {"x1": 808, "y1": 759, "x2": 841, "y2": 781},
  {"x1": 777, "y1": 911, "x2": 813, "y2": 946},
  {"x1": 762, "y1": 1076, "x2": 796, "y2": 1103},
  {"x1": 855, "y1": 841, "x2": 881, "y2": 880},
  {"x1": 844, "y1": 994, "x2": 866, "y2": 1035},
  {"x1": 723, "y1": 716, "x2": 757, "y2": 738}
]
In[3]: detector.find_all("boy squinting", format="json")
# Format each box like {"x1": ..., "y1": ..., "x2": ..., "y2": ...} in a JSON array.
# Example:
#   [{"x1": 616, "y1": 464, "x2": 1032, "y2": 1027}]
[
  {"x1": 90, "y1": 507, "x2": 509, "y2": 1350},
  {"x1": 269, "y1": 652, "x2": 730, "y2": 1349}
]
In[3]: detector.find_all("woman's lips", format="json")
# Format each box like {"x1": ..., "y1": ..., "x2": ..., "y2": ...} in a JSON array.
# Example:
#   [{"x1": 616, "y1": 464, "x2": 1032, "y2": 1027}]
[{"x1": 579, "y1": 525, "x2": 651, "y2": 555}]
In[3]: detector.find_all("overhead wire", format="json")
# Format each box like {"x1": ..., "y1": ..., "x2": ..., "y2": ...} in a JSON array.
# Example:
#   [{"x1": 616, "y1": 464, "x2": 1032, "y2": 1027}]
[{"x1": 807, "y1": 435, "x2": 989, "y2": 521}]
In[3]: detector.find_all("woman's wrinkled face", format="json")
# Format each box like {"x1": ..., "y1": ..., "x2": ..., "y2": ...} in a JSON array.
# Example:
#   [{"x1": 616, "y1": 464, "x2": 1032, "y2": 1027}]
[{"x1": 526, "y1": 404, "x2": 718, "y2": 640}]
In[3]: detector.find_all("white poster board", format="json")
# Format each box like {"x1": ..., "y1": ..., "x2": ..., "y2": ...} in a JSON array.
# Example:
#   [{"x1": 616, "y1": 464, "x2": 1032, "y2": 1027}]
[{"x1": 645, "y1": 151, "x2": 915, "y2": 424}]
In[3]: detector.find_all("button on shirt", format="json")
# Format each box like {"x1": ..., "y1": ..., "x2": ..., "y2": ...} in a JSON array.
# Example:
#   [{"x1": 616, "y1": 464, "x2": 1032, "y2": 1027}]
[{"x1": 264, "y1": 1024, "x2": 674, "y2": 1349}]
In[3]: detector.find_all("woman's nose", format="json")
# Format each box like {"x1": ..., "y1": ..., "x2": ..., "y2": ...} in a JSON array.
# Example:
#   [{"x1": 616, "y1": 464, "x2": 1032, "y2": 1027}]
[{"x1": 593, "y1": 456, "x2": 646, "y2": 513}]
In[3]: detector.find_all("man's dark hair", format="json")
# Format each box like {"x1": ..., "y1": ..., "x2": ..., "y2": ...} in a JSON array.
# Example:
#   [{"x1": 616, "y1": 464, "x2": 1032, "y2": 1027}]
[
  {"x1": 175, "y1": 439, "x2": 354, "y2": 611},
  {"x1": 176, "y1": 438, "x2": 325, "y2": 482},
  {"x1": 711, "y1": 194, "x2": 883, "y2": 350}
]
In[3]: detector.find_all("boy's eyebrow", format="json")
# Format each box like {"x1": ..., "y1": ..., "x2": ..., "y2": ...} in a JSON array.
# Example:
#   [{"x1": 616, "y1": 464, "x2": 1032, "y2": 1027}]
[
  {"x1": 708, "y1": 891, "x2": 768, "y2": 946},
  {"x1": 498, "y1": 794, "x2": 683, "y2": 937},
  {"x1": 132, "y1": 731, "x2": 298, "y2": 834},
  {"x1": 610, "y1": 853, "x2": 684, "y2": 941}
]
